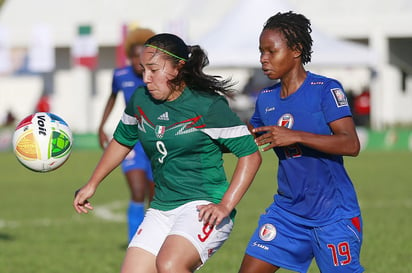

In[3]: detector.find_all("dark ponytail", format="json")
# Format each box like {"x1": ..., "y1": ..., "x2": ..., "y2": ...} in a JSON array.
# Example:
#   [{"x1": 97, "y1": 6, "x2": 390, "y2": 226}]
[{"x1": 145, "y1": 33, "x2": 235, "y2": 96}]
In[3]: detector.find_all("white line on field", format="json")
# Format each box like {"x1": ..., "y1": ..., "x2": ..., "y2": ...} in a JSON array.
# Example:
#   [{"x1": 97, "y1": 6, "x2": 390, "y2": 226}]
[
  {"x1": 2, "y1": 199, "x2": 409, "y2": 229},
  {"x1": 0, "y1": 200, "x2": 128, "y2": 229},
  {"x1": 93, "y1": 200, "x2": 127, "y2": 222}
]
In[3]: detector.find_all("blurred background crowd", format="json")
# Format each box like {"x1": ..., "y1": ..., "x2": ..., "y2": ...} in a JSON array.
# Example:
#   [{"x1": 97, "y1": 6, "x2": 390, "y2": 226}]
[{"x1": 0, "y1": 0, "x2": 411, "y2": 148}]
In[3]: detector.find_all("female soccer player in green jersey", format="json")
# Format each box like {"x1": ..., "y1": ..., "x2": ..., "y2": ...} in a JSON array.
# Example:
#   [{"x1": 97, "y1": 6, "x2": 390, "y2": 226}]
[{"x1": 73, "y1": 33, "x2": 262, "y2": 273}]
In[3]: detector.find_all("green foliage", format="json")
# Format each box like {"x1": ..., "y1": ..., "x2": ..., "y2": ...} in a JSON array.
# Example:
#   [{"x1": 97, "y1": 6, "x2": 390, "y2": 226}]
[{"x1": 0, "y1": 150, "x2": 411, "y2": 272}]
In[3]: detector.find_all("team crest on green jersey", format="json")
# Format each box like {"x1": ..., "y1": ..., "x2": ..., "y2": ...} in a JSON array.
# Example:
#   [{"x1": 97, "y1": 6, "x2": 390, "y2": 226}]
[{"x1": 155, "y1": 125, "x2": 166, "y2": 139}]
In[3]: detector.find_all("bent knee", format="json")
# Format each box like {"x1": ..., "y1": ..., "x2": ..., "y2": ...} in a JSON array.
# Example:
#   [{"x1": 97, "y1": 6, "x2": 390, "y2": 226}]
[{"x1": 156, "y1": 256, "x2": 201, "y2": 273}]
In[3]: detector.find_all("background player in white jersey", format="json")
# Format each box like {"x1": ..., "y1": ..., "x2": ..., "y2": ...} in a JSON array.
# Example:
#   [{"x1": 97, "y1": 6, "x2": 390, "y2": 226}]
[
  {"x1": 98, "y1": 27, "x2": 155, "y2": 242},
  {"x1": 74, "y1": 33, "x2": 262, "y2": 273},
  {"x1": 238, "y1": 12, "x2": 364, "y2": 273}
]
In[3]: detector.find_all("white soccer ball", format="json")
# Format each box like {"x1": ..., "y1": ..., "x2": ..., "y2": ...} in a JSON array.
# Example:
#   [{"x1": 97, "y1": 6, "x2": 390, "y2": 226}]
[{"x1": 12, "y1": 112, "x2": 73, "y2": 172}]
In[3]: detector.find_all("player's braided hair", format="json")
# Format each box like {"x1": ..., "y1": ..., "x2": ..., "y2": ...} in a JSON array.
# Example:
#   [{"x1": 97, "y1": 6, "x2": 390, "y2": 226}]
[
  {"x1": 263, "y1": 11, "x2": 313, "y2": 65},
  {"x1": 145, "y1": 33, "x2": 235, "y2": 97}
]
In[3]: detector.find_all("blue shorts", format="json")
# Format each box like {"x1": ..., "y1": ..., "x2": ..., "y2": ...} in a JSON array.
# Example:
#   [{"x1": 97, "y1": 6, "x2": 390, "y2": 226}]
[
  {"x1": 245, "y1": 208, "x2": 364, "y2": 273},
  {"x1": 121, "y1": 141, "x2": 153, "y2": 181}
]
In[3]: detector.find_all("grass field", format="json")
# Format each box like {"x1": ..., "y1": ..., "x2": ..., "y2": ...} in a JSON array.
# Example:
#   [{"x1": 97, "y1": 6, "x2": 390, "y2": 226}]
[{"x1": 0, "y1": 149, "x2": 411, "y2": 273}]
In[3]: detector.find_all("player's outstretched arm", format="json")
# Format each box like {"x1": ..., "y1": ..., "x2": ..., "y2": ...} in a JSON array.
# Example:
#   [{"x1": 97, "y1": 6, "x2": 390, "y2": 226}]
[
  {"x1": 98, "y1": 93, "x2": 117, "y2": 149},
  {"x1": 73, "y1": 139, "x2": 132, "y2": 214}
]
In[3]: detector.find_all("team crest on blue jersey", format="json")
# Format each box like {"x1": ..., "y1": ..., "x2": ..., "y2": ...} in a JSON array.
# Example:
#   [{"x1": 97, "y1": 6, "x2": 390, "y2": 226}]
[
  {"x1": 331, "y1": 88, "x2": 348, "y2": 107},
  {"x1": 259, "y1": 223, "x2": 277, "y2": 241},
  {"x1": 155, "y1": 125, "x2": 166, "y2": 139},
  {"x1": 277, "y1": 113, "x2": 294, "y2": 129}
]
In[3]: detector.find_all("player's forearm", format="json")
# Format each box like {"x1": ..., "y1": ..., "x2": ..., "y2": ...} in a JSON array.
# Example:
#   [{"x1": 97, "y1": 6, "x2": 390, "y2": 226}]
[
  {"x1": 99, "y1": 95, "x2": 116, "y2": 130},
  {"x1": 220, "y1": 151, "x2": 262, "y2": 211},
  {"x1": 296, "y1": 130, "x2": 360, "y2": 156},
  {"x1": 88, "y1": 139, "x2": 131, "y2": 187}
]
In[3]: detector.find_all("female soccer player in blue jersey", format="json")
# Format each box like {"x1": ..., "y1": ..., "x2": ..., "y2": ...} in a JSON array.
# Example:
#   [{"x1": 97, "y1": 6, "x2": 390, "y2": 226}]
[
  {"x1": 98, "y1": 28, "x2": 155, "y2": 242},
  {"x1": 74, "y1": 33, "x2": 262, "y2": 273},
  {"x1": 238, "y1": 12, "x2": 364, "y2": 273}
]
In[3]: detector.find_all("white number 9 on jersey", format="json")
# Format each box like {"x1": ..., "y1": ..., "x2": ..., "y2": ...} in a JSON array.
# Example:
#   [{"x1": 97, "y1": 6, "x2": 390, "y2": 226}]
[{"x1": 156, "y1": 141, "x2": 168, "y2": 163}]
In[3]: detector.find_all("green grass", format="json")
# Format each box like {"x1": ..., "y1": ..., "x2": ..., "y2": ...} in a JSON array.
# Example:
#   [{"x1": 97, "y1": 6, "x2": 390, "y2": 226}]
[{"x1": 0, "y1": 149, "x2": 411, "y2": 272}]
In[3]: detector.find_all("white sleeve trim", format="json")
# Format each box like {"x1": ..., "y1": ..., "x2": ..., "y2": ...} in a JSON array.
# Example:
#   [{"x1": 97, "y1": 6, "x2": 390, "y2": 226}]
[
  {"x1": 201, "y1": 125, "x2": 250, "y2": 139},
  {"x1": 121, "y1": 112, "x2": 138, "y2": 125}
]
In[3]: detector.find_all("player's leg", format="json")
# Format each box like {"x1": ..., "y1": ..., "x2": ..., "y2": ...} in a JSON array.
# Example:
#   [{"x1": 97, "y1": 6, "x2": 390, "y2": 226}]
[
  {"x1": 312, "y1": 216, "x2": 364, "y2": 273},
  {"x1": 125, "y1": 208, "x2": 170, "y2": 273},
  {"x1": 238, "y1": 254, "x2": 280, "y2": 273},
  {"x1": 157, "y1": 200, "x2": 234, "y2": 272},
  {"x1": 125, "y1": 169, "x2": 149, "y2": 241},
  {"x1": 239, "y1": 207, "x2": 314, "y2": 273},
  {"x1": 126, "y1": 169, "x2": 149, "y2": 202},
  {"x1": 156, "y1": 235, "x2": 202, "y2": 273},
  {"x1": 120, "y1": 247, "x2": 156, "y2": 273},
  {"x1": 122, "y1": 142, "x2": 153, "y2": 242}
]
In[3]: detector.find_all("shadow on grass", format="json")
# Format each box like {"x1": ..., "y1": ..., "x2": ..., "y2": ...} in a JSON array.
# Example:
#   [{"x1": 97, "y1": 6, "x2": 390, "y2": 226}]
[
  {"x1": 0, "y1": 232, "x2": 14, "y2": 241},
  {"x1": 119, "y1": 243, "x2": 128, "y2": 250}
]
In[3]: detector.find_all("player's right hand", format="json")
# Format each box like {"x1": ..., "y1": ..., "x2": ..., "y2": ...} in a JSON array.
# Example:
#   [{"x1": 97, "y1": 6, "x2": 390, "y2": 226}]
[{"x1": 73, "y1": 185, "x2": 95, "y2": 214}]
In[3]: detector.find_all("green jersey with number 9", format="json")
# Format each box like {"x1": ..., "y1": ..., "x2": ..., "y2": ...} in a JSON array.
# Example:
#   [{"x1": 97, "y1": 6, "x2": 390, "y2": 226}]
[{"x1": 114, "y1": 86, "x2": 258, "y2": 211}]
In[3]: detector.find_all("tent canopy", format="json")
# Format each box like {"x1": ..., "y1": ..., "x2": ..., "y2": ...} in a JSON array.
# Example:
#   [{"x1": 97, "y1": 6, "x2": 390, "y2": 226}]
[{"x1": 198, "y1": 0, "x2": 375, "y2": 68}]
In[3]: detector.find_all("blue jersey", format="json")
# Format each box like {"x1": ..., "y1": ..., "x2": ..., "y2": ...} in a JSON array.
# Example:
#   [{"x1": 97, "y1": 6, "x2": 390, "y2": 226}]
[
  {"x1": 111, "y1": 65, "x2": 152, "y2": 176},
  {"x1": 112, "y1": 66, "x2": 145, "y2": 104},
  {"x1": 250, "y1": 72, "x2": 361, "y2": 227}
]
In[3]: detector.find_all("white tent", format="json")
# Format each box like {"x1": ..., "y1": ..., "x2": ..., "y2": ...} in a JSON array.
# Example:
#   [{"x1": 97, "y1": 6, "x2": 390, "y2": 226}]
[{"x1": 198, "y1": 0, "x2": 375, "y2": 68}]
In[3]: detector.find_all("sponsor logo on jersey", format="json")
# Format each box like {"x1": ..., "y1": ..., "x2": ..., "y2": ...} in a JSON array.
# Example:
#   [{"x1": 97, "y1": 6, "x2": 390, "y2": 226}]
[
  {"x1": 252, "y1": 241, "x2": 269, "y2": 250},
  {"x1": 265, "y1": 106, "x2": 275, "y2": 113},
  {"x1": 277, "y1": 113, "x2": 294, "y2": 129},
  {"x1": 331, "y1": 88, "x2": 348, "y2": 107},
  {"x1": 259, "y1": 223, "x2": 277, "y2": 241},
  {"x1": 122, "y1": 81, "x2": 135, "y2": 88},
  {"x1": 157, "y1": 112, "x2": 169, "y2": 121}
]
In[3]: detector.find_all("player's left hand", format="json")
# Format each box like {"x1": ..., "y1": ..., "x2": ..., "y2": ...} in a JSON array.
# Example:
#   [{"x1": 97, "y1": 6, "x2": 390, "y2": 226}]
[{"x1": 197, "y1": 203, "x2": 230, "y2": 226}]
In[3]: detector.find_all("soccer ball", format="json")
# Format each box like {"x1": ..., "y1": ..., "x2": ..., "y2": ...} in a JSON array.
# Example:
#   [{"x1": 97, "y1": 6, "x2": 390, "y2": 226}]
[{"x1": 12, "y1": 112, "x2": 73, "y2": 172}]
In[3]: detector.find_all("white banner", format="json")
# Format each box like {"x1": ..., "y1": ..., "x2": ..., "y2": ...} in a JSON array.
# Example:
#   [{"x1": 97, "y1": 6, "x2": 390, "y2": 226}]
[
  {"x1": 28, "y1": 24, "x2": 55, "y2": 72},
  {"x1": 0, "y1": 25, "x2": 11, "y2": 74}
]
